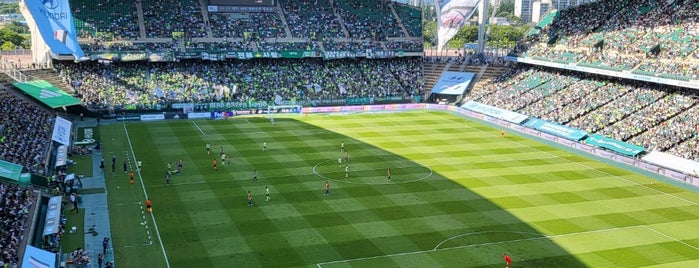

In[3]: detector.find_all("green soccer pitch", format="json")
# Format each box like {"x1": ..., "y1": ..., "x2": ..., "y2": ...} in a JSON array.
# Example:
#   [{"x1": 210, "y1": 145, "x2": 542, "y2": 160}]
[{"x1": 98, "y1": 110, "x2": 699, "y2": 268}]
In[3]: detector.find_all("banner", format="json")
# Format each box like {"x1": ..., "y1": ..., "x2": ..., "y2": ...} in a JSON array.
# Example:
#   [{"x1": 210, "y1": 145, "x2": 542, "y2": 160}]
[
  {"x1": 584, "y1": 134, "x2": 645, "y2": 157},
  {"x1": 13, "y1": 80, "x2": 82, "y2": 108},
  {"x1": 0, "y1": 159, "x2": 23, "y2": 181},
  {"x1": 435, "y1": 0, "x2": 480, "y2": 51},
  {"x1": 523, "y1": 118, "x2": 588, "y2": 141},
  {"x1": 51, "y1": 116, "x2": 72, "y2": 145},
  {"x1": 140, "y1": 114, "x2": 165, "y2": 121},
  {"x1": 461, "y1": 101, "x2": 529, "y2": 124},
  {"x1": 431, "y1": 71, "x2": 475, "y2": 95},
  {"x1": 22, "y1": 0, "x2": 84, "y2": 59},
  {"x1": 55, "y1": 145, "x2": 67, "y2": 167},
  {"x1": 21, "y1": 245, "x2": 57, "y2": 268},
  {"x1": 643, "y1": 150, "x2": 699, "y2": 176}
]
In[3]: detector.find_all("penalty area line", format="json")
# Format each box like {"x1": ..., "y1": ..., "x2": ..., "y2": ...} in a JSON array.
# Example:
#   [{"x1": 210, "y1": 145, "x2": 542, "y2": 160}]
[{"x1": 317, "y1": 225, "x2": 645, "y2": 267}]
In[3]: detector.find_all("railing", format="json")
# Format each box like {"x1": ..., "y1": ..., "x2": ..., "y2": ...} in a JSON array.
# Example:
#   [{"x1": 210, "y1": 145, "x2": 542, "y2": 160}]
[{"x1": 0, "y1": 61, "x2": 29, "y2": 82}]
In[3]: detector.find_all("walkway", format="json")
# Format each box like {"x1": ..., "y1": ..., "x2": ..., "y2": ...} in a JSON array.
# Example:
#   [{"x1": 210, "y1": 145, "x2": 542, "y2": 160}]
[{"x1": 72, "y1": 117, "x2": 114, "y2": 268}]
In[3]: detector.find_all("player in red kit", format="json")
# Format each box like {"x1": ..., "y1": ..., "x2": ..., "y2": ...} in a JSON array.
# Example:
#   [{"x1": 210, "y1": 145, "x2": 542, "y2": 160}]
[{"x1": 503, "y1": 253, "x2": 512, "y2": 268}]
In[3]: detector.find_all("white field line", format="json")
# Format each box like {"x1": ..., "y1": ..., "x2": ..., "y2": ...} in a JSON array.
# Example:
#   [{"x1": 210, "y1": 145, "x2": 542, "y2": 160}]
[
  {"x1": 317, "y1": 225, "x2": 644, "y2": 267},
  {"x1": 433, "y1": 114, "x2": 698, "y2": 206},
  {"x1": 192, "y1": 121, "x2": 206, "y2": 135},
  {"x1": 312, "y1": 159, "x2": 433, "y2": 185},
  {"x1": 123, "y1": 123, "x2": 171, "y2": 268},
  {"x1": 642, "y1": 226, "x2": 699, "y2": 252}
]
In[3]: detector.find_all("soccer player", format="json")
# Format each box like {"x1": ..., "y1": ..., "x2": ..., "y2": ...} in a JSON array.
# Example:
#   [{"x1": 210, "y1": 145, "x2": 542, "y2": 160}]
[
  {"x1": 387, "y1": 168, "x2": 391, "y2": 182},
  {"x1": 247, "y1": 191, "x2": 253, "y2": 207},
  {"x1": 213, "y1": 159, "x2": 217, "y2": 171},
  {"x1": 338, "y1": 156, "x2": 342, "y2": 167},
  {"x1": 137, "y1": 160, "x2": 142, "y2": 171},
  {"x1": 262, "y1": 141, "x2": 267, "y2": 151},
  {"x1": 166, "y1": 171, "x2": 171, "y2": 186},
  {"x1": 206, "y1": 143, "x2": 211, "y2": 155},
  {"x1": 344, "y1": 151, "x2": 349, "y2": 162},
  {"x1": 219, "y1": 146, "x2": 224, "y2": 157},
  {"x1": 503, "y1": 253, "x2": 512, "y2": 268},
  {"x1": 340, "y1": 141, "x2": 345, "y2": 152},
  {"x1": 324, "y1": 181, "x2": 330, "y2": 196},
  {"x1": 345, "y1": 165, "x2": 349, "y2": 179},
  {"x1": 270, "y1": 117, "x2": 275, "y2": 125},
  {"x1": 167, "y1": 162, "x2": 172, "y2": 171},
  {"x1": 226, "y1": 155, "x2": 232, "y2": 165},
  {"x1": 221, "y1": 153, "x2": 227, "y2": 165},
  {"x1": 177, "y1": 160, "x2": 183, "y2": 174},
  {"x1": 265, "y1": 186, "x2": 270, "y2": 201},
  {"x1": 146, "y1": 198, "x2": 152, "y2": 213},
  {"x1": 252, "y1": 170, "x2": 258, "y2": 182},
  {"x1": 500, "y1": 129, "x2": 505, "y2": 138},
  {"x1": 129, "y1": 171, "x2": 134, "y2": 184}
]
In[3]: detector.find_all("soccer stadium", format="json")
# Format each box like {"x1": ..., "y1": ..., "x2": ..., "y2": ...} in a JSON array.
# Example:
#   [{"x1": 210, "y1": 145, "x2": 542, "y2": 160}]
[{"x1": 0, "y1": 0, "x2": 697, "y2": 267}]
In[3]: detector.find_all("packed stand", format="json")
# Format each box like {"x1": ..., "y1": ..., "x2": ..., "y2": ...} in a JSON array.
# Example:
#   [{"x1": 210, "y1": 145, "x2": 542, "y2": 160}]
[
  {"x1": 54, "y1": 57, "x2": 423, "y2": 109},
  {"x1": 384, "y1": 41, "x2": 423, "y2": 52},
  {"x1": 513, "y1": 0, "x2": 699, "y2": 80},
  {"x1": 472, "y1": 65, "x2": 698, "y2": 161},
  {"x1": 323, "y1": 40, "x2": 382, "y2": 51},
  {"x1": 391, "y1": 2, "x2": 421, "y2": 37},
  {"x1": 0, "y1": 94, "x2": 54, "y2": 174},
  {"x1": 71, "y1": 0, "x2": 140, "y2": 40},
  {"x1": 257, "y1": 41, "x2": 318, "y2": 52},
  {"x1": 142, "y1": 0, "x2": 206, "y2": 38},
  {"x1": 279, "y1": 0, "x2": 345, "y2": 39},
  {"x1": 630, "y1": 98, "x2": 699, "y2": 160},
  {"x1": 0, "y1": 183, "x2": 34, "y2": 268},
  {"x1": 209, "y1": 12, "x2": 286, "y2": 39},
  {"x1": 185, "y1": 41, "x2": 256, "y2": 52},
  {"x1": 335, "y1": 0, "x2": 405, "y2": 40},
  {"x1": 79, "y1": 41, "x2": 179, "y2": 53}
]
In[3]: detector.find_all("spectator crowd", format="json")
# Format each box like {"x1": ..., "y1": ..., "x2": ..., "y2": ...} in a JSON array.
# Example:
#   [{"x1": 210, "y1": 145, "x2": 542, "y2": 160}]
[
  {"x1": 0, "y1": 183, "x2": 34, "y2": 268},
  {"x1": 55, "y1": 57, "x2": 424, "y2": 111},
  {"x1": 514, "y1": 0, "x2": 698, "y2": 80},
  {"x1": 0, "y1": 92, "x2": 55, "y2": 175},
  {"x1": 471, "y1": 65, "x2": 699, "y2": 162}
]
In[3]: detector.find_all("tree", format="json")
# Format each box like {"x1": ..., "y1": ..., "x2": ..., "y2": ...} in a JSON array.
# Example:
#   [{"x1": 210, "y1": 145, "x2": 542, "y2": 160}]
[
  {"x1": 0, "y1": 27, "x2": 25, "y2": 49},
  {"x1": 1, "y1": 41, "x2": 14, "y2": 51},
  {"x1": 497, "y1": 0, "x2": 515, "y2": 15}
]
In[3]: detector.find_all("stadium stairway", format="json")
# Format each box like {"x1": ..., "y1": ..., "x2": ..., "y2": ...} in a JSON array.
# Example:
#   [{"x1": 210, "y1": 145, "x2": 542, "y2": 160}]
[
  {"x1": 388, "y1": 2, "x2": 410, "y2": 38},
  {"x1": 423, "y1": 62, "x2": 449, "y2": 92},
  {"x1": 468, "y1": 65, "x2": 511, "y2": 96},
  {"x1": 22, "y1": 69, "x2": 76, "y2": 95},
  {"x1": 329, "y1": 0, "x2": 351, "y2": 38},
  {"x1": 199, "y1": 0, "x2": 214, "y2": 38},
  {"x1": 135, "y1": 0, "x2": 146, "y2": 39},
  {"x1": 275, "y1": 0, "x2": 294, "y2": 38}
]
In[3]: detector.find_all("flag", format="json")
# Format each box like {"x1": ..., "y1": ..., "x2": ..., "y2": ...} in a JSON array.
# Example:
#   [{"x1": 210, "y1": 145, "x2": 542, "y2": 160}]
[{"x1": 435, "y1": 0, "x2": 481, "y2": 51}]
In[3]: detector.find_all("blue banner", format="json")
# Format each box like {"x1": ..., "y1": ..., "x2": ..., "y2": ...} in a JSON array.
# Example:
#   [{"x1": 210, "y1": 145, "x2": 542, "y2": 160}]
[
  {"x1": 24, "y1": 0, "x2": 84, "y2": 59},
  {"x1": 431, "y1": 71, "x2": 475, "y2": 95},
  {"x1": 461, "y1": 101, "x2": 529, "y2": 124},
  {"x1": 585, "y1": 134, "x2": 645, "y2": 157},
  {"x1": 523, "y1": 118, "x2": 588, "y2": 141}
]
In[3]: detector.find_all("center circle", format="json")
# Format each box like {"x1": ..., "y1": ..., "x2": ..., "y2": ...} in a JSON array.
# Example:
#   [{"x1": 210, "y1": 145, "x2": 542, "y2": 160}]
[{"x1": 312, "y1": 156, "x2": 433, "y2": 185}]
